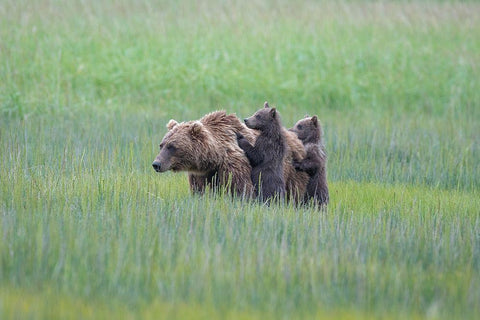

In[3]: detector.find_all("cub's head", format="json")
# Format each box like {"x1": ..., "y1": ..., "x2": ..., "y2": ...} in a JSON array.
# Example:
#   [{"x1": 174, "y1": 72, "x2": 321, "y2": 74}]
[
  {"x1": 289, "y1": 115, "x2": 322, "y2": 144},
  {"x1": 152, "y1": 119, "x2": 213, "y2": 173},
  {"x1": 244, "y1": 101, "x2": 281, "y2": 131}
]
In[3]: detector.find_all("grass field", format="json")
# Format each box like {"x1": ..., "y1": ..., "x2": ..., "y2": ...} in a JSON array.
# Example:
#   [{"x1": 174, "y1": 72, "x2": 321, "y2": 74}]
[{"x1": 1, "y1": 0, "x2": 480, "y2": 319}]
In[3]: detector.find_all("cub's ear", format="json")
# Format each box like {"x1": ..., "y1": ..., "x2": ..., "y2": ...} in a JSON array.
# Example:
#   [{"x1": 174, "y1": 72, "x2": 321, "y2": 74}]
[
  {"x1": 311, "y1": 115, "x2": 318, "y2": 127},
  {"x1": 264, "y1": 101, "x2": 270, "y2": 108},
  {"x1": 270, "y1": 107, "x2": 277, "y2": 118},
  {"x1": 167, "y1": 119, "x2": 179, "y2": 130},
  {"x1": 304, "y1": 114, "x2": 310, "y2": 118},
  {"x1": 190, "y1": 121, "x2": 203, "y2": 137}
]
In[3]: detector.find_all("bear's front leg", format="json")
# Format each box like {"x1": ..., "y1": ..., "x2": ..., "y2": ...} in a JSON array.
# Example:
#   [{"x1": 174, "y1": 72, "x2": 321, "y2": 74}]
[
  {"x1": 236, "y1": 132, "x2": 251, "y2": 149},
  {"x1": 293, "y1": 156, "x2": 317, "y2": 176},
  {"x1": 188, "y1": 173, "x2": 209, "y2": 194},
  {"x1": 237, "y1": 135, "x2": 264, "y2": 167}
]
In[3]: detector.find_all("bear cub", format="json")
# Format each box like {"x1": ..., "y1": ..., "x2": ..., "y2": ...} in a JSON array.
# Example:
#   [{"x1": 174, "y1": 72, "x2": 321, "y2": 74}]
[
  {"x1": 236, "y1": 102, "x2": 286, "y2": 203},
  {"x1": 289, "y1": 115, "x2": 329, "y2": 207}
]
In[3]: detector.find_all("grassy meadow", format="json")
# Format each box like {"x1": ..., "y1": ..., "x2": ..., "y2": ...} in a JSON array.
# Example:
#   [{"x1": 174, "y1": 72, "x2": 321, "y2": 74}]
[{"x1": 1, "y1": 0, "x2": 480, "y2": 319}]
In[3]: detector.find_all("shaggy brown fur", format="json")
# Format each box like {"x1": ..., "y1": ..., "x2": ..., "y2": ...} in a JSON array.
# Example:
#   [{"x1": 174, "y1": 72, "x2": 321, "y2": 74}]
[
  {"x1": 289, "y1": 115, "x2": 329, "y2": 206},
  {"x1": 236, "y1": 102, "x2": 286, "y2": 202},
  {"x1": 152, "y1": 111, "x2": 257, "y2": 197},
  {"x1": 283, "y1": 129, "x2": 309, "y2": 203},
  {"x1": 152, "y1": 109, "x2": 309, "y2": 203}
]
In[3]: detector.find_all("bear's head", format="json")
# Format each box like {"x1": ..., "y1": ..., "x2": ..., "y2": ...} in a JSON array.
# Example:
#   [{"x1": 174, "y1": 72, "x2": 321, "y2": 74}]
[
  {"x1": 244, "y1": 101, "x2": 281, "y2": 131},
  {"x1": 289, "y1": 115, "x2": 322, "y2": 145},
  {"x1": 152, "y1": 119, "x2": 214, "y2": 173}
]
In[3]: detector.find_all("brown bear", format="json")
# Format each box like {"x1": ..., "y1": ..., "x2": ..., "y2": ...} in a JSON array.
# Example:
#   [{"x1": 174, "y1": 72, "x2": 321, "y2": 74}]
[
  {"x1": 289, "y1": 115, "x2": 329, "y2": 207},
  {"x1": 236, "y1": 102, "x2": 286, "y2": 202},
  {"x1": 152, "y1": 109, "x2": 309, "y2": 203},
  {"x1": 152, "y1": 111, "x2": 257, "y2": 197}
]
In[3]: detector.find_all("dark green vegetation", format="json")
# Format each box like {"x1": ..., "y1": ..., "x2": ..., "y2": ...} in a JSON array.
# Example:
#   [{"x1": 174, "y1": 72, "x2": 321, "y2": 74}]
[{"x1": 1, "y1": 1, "x2": 479, "y2": 319}]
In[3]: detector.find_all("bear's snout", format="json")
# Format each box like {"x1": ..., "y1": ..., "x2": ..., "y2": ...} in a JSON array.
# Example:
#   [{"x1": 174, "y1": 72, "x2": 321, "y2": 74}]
[{"x1": 152, "y1": 160, "x2": 162, "y2": 172}]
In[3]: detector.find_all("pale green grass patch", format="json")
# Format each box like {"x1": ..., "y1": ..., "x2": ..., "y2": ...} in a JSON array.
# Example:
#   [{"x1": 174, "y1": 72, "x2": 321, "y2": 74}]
[{"x1": 1, "y1": 176, "x2": 479, "y2": 318}]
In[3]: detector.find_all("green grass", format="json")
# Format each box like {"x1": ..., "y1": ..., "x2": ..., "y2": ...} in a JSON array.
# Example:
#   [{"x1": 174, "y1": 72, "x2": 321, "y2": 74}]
[{"x1": 1, "y1": 0, "x2": 480, "y2": 319}]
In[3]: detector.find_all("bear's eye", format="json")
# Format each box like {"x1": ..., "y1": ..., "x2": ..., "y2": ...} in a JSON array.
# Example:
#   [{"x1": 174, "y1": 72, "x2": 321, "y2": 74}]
[
  {"x1": 167, "y1": 144, "x2": 176, "y2": 151},
  {"x1": 297, "y1": 125, "x2": 303, "y2": 130},
  {"x1": 159, "y1": 143, "x2": 164, "y2": 149}
]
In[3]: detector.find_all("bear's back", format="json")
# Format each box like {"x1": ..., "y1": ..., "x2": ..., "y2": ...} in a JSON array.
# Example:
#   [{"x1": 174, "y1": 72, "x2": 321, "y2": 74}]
[{"x1": 201, "y1": 110, "x2": 257, "y2": 144}]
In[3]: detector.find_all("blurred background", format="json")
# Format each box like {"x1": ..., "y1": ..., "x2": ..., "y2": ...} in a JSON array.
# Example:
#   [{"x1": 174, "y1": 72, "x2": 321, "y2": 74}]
[{"x1": 2, "y1": 0, "x2": 479, "y2": 189}]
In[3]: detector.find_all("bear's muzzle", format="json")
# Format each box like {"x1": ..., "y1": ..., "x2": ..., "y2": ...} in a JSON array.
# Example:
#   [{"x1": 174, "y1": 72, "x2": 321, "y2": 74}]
[{"x1": 152, "y1": 160, "x2": 162, "y2": 172}]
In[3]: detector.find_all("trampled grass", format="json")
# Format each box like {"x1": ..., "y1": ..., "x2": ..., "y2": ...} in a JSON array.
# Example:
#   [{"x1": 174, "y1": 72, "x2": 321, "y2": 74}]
[{"x1": 1, "y1": 0, "x2": 479, "y2": 319}]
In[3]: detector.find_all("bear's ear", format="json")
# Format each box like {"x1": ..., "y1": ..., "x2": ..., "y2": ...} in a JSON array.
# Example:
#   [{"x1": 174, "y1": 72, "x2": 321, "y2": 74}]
[
  {"x1": 264, "y1": 101, "x2": 270, "y2": 109},
  {"x1": 304, "y1": 114, "x2": 310, "y2": 118},
  {"x1": 270, "y1": 107, "x2": 277, "y2": 118},
  {"x1": 311, "y1": 116, "x2": 318, "y2": 127},
  {"x1": 167, "y1": 119, "x2": 178, "y2": 131},
  {"x1": 190, "y1": 121, "x2": 204, "y2": 137}
]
